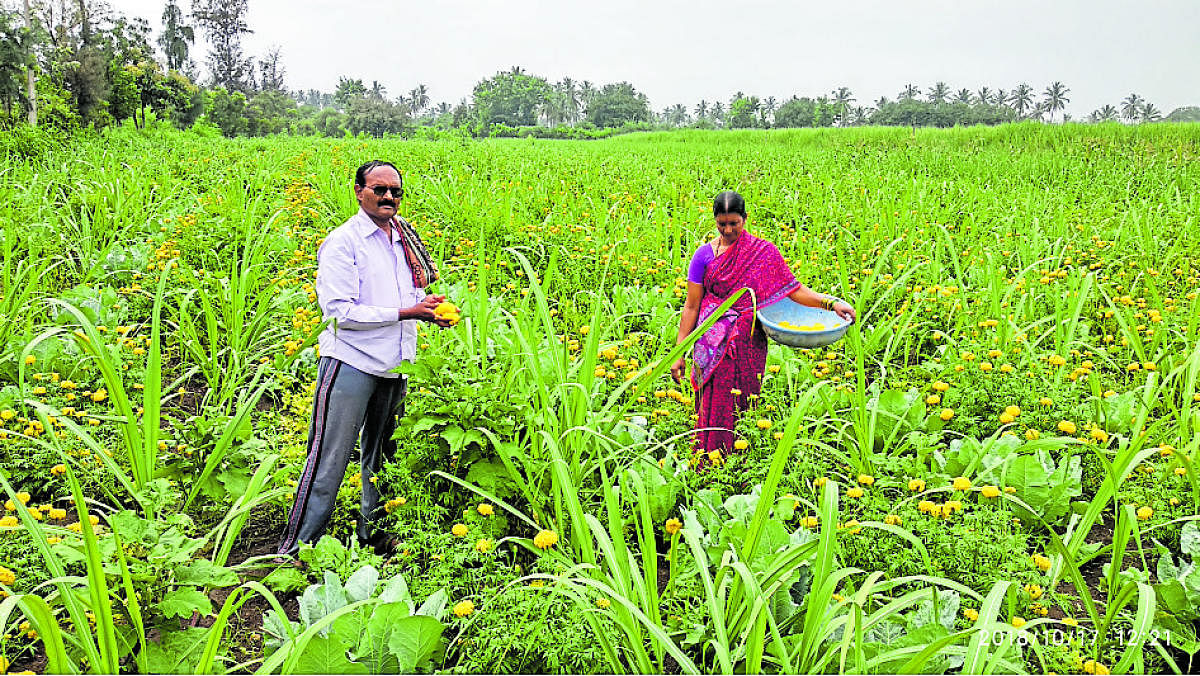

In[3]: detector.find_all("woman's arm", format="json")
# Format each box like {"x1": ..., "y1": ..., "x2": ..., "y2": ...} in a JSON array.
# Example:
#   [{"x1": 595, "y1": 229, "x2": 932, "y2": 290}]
[
  {"x1": 670, "y1": 282, "x2": 705, "y2": 383},
  {"x1": 787, "y1": 283, "x2": 857, "y2": 323}
]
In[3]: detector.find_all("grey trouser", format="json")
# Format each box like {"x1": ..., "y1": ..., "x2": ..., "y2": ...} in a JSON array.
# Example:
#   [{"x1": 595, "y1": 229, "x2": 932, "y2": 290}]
[{"x1": 277, "y1": 357, "x2": 407, "y2": 556}]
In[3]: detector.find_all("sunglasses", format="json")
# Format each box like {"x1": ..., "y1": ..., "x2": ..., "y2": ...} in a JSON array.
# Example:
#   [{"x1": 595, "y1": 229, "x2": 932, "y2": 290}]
[{"x1": 367, "y1": 185, "x2": 404, "y2": 198}]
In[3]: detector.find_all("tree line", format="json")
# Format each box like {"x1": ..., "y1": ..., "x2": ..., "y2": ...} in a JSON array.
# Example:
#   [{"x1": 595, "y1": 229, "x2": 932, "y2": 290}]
[{"x1": 2, "y1": 0, "x2": 1197, "y2": 140}]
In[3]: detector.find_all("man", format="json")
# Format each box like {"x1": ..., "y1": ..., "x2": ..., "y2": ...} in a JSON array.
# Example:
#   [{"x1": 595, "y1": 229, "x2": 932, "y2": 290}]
[{"x1": 277, "y1": 160, "x2": 450, "y2": 557}]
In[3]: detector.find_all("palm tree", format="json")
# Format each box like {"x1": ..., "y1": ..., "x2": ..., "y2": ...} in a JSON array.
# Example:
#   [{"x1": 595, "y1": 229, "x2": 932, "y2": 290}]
[
  {"x1": 953, "y1": 88, "x2": 972, "y2": 105},
  {"x1": 694, "y1": 99, "x2": 709, "y2": 120},
  {"x1": 1008, "y1": 83, "x2": 1034, "y2": 118},
  {"x1": 832, "y1": 87, "x2": 854, "y2": 124},
  {"x1": 369, "y1": 80, "x2": 386, "y2": 100},
  {"x1": 1041, "y1": 81, "x2": 1070, "y2": 123},
  {"x1": 927, "y1": 81, "x2": 949, "y2": 104},
  {"x1": 762, "y1": 96, "x2": 777, "y2": 126},
  {"x1": 974, "y1": 87, "x2": 992, "y2": 106},
  {"x1": 992, "y1": 89, "x2": 1007, "y2": 108},
  {"x1": 409, "y1": 84, "x2": 429, "y2": 114},
  {"x1": 667, "y1": 103, "x2": 689, "y2": 127},
  {"x1": 1120, "y1": 93, "x2": 1144, "y2": 122},
  {"x1": 899, "y1": 84, "x2": 920, "y2": 100},
  {"x1": 435, "y1": 102, "x2": 451, "y2": 116},
  {"x1": 1089, "y1": 104, "x2": 1118, "y2": 122},
  {"x1": 557, "y1": 77, "x2": 579, "y2": 123},
  {"x1": 1139, "y1": 102, "x2": 1161, "y2": 123},
  {"x1": 578, "y1": 80, "x2": 596, "y2": 114},
  {"x1": 711, "y1": 101, "x2": 725, "y2": 126}
]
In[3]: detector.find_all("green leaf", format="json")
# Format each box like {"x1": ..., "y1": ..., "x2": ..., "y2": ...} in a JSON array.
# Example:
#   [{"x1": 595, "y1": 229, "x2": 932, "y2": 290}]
[
  {"x1": 174, "y1": 559, "x2": 239, "y2": 588},
  {"x1": 386, "y1": 615, "x2": 446, "y2": 673},
  {"x1": 156, "y1": 588, "x2": 214, "y2": 620},
  {"x1": 299, "y1": 534, "x2": 349, "y2": 572},
  {"x1": 355, "y1": 602, "x2": 410, "y2": 672},
  {"x1": 293, "y1": 634, "x2": 367, "y2": 675},
  {"x1": 1181, "y1": 521, "x2": 1200, "y2": 558},
  {"x1": 300, "y1": 571, "x2": 348, "y2": 627},
  {"x1": 263, "y1": 566, "x2": 310, "y2": 594},
  {"x1": 345, "y1": 565, "x2": 380, "y2": 603},
  {"x1": 146, "y1": 627, "x2": 212, "y2": 674}
]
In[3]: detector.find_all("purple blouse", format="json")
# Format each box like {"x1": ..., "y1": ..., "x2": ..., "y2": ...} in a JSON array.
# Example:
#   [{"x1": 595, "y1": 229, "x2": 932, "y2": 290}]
[{"x1": 687, "y1": 243, "x2": 715, "y2": 284}]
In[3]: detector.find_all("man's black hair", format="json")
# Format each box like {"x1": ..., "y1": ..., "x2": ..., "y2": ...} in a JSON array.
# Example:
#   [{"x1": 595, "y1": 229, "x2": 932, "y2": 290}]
[
  {"x1": 713, "y1": 190, "x2": 747, "y2": 218},
  {"x1": 355, "y1": 160, "x2": 401, "y2": 187}
]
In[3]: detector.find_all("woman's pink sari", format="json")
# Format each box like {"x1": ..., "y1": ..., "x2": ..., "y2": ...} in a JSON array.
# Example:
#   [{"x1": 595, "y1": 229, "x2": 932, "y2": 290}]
[{"x1": 690, "y1": 232, "x2": 799, "y2": 461}]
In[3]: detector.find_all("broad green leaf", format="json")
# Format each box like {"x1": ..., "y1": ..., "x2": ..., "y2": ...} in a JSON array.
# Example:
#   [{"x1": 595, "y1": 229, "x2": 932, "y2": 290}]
[
  {"x1": 387, "y1": 615, "x2": 446, "y2": 673},
  {"x1": 156, "y1": 588, "x2": 214, "y2": 620}
]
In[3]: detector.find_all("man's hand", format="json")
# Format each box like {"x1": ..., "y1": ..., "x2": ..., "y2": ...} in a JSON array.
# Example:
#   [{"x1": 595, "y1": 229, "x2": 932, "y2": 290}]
[{"x1": 401, "y1": 295, "x2": 453, "y2": 327}]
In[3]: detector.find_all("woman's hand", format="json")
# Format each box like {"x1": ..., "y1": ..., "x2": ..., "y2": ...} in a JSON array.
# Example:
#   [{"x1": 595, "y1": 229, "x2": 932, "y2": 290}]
[
  {"x1": 833, "y1": 301, "x2": 856, "y2": 324},
  {"x1": 670, "y1": 357, "x2": 688, "y2": 383}
]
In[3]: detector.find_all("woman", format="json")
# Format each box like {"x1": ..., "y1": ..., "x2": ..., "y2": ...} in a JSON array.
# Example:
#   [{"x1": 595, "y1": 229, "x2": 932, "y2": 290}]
[{"x1": 670, "y1": 191, "x2": 856, "y2": 463}]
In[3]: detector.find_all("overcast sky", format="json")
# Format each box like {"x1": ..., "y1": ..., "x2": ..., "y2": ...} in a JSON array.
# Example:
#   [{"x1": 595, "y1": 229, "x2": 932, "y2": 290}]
[{"x1": 110, "y1": 0, "x2": 1199, "y2": 117}]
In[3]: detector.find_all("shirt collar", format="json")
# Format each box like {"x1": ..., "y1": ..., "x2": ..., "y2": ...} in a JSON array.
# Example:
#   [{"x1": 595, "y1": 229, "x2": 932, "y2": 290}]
[{"x1": 353, "y1": 209, "x2": 398, "y2": 241}]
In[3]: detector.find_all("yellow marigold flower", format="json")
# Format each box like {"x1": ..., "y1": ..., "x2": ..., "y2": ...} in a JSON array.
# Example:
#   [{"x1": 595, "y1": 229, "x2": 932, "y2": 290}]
[
  {"x1": 1061, "y1": 616, "x2": 1077, "y2": 627},
  {"x1": 665, "y1": 518, "x2": 682, "y2": 535},
  {"x1": 918, "y1": 500, "x2": 936, "y2": 513},
  {"x1": 729, "y1": 388, "x2": 741, "y2": 396},
  {"x1": 813, "y1": 476, "x2": 828, "y2": 488},
  {"x1": 1025, "y1": 428, "x2": 1041, "y2": 441},
  {"x1": 801, "y1": 515, "x2": 819, "y2": 528},
  {"x1": 90, "y1": 389, "x2": 107, "y2": 402},
  {"x1": 908, "y1": 478, "x2": 926, "y2": 492},
  {"x1": 925, "y1": 394, "x2": 941, "y2": 405},
  {"x1": 884, "y1": 514, "x2": 902, "y2": 526},
  {"x1": 1136, "y1": 506, "x2": 1153, "y2": 520},
  {"x1": 1048, "y1": 354, "x2": 1066, "y2": 366},
  {"x1": 952, "y1": 476, "x2": 972, "y2": 491},
  {"x1": 932, "y1": 381, "x2": 950, "y2": 392},
  {"x1": 0, "y1": 566, "x2": 14, "y2": 586},
  {"x1": 707, "y1": 450, "x2": 723, "y2": 466},
  {"x1": 1031, "y1": 553, "x2": 1053, "y2": 571},
  {"x1": 596, "y1": 598, "x2": 611, "y2": 609},
  {"x1": 999, "y1": 412, "x2": 1015, "y2": 424},
  {"x1": 1176, "y1": 467, "x2": 1188, "y2": 476},
  {"x1": 453, "y1": 600, "x2": 475, "y2": 617},
  {"x1": 981, "y1": 485, "x2": 1001, "y2": 498},
  {"x1": 477, "y1": 503, "x2": 494, "y2": 516},
  {"x1": 772, "y1": 432, "x2": 783, "y2": 440},
  {"x1": 49, "y1": 508, "x2": 66, "y2": 520},
  {"x1": 1104, "y1": 390, "x2": 1117, "y2": 398},
  {"x1": 756, "y1": 419, "x2": 772, "y2": 430},
  {"x1": 1004, "y1": 405, "x2": 1020, "y2": 417},
  {"x1": 1090, "y1": 428, "x2": 1108, "y2": 443},
  {"x1": 940, "y1": 408, "x2": 954, "y2": 421},
  {"x1": 1159, "y1": 444, "x2": 1176, "y2": 456},
  {"x1": 451, "y1": 523, "x2": 469, "y2": 537},
  {"x1": 1057, "y1": 420, "x2": 1077, "y2": 435},
  {"x1": 980, "y1": 362, "x2": 993, "y2": 372},
  {"x1": 1011, "y1": 616, "x2": 1026, "y2": 628},
  {"x1": 1039, "y1": 397, "x2": 1053, "y2": 406},
  {"x1": 847, "y1": 487, "x2": 864, "y2": 498},
  {"x1": 475, "y1": 538, "x2": 493, "y2": 553},
  {"x1": 0, "y1": 516, "x2": 19, "y2": 528},
  {"x1": 1004, "y1": 486, "x2": 1016, "y2": 494},
  {"x1": 733, "y1": 439, "x2": 749, "y2": 451},
  {"x1": 768, "y1": 364, "x2": 781, "y2": 373},
  {"x1": 51, "y1": 464, "x2": 68, "y2": 476},
  {"x1": 945, "y1": 500, "x2": 963, "y2": 513},
  {"x1": 533, "y1": 529, "x2": 558, "y2": 549},
  {"x1": 857, "y1": 474, "x2": 875, "y2": 486},
  {"x1": 1024, "y1": 583, "x2": 1044, "y2": 600},
  {"x1": 23, "y1": 355, "x2": 35, "y2": 365},
  {"x1": 963, "y1": 608, "x2": 979, "y2": 622}
]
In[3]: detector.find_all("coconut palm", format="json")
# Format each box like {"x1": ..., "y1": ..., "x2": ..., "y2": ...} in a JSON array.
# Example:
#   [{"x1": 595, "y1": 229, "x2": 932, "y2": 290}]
[
  {"x1": 1089, "y1": 105, "x2": 1119, "y2": 122},
  {"x1": 1042, "y1": 81, "x2": 1069, "y2": 123},
  {"x1": 368, "y1": 80, "x2": 386, "y2": 100},
  {"x1": 557, "y1": 77, "x2": 579, "y2": 123},
  {"x1": 711, "y1": 101, "x2": 725, "y2": 126},
  {"x1": 899, "y1": 84, "x2": 920, "y2": 100},
  {"x1": 761, "y1": 96, "x2": 777, "y2": 125},
  {"x1": 694, "y1": 99, "x2": 709, "y2": 120},
  {"x1": 927, "y1": 82, "x2": 949, "y2": 104},
  {"x1": 953, "y1": 88, "x2": 972, "y2": 105},
  {"x1": 1139, "y1": 102, "x2": 1161, "y2": 123},
  {"x1": 1121, "y1": 93, "x2": 1144, "y2": 122},
  {"x1": 832, "y1": 87, "x2": 854, "y2": 124},
  {"x1": 408, "y1": 84, "x2": 430, "y2": 115},
  {"x1": 1008, "y1": 83, "x2": 1034, "y2": 118},
  {"x1": 992, "y1": 89, "x2": 1007, "y2": 108},
  {"x1": 974, "y1": 87, "x2": 992, "y2": 106}
]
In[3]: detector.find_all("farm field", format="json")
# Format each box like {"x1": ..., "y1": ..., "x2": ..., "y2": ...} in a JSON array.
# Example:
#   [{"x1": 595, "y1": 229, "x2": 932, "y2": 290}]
[{"x1": 0, "y1": 122, "x2": 1199, "y2": 674}]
